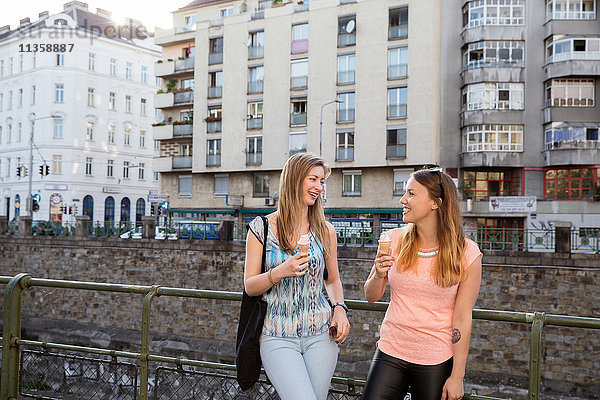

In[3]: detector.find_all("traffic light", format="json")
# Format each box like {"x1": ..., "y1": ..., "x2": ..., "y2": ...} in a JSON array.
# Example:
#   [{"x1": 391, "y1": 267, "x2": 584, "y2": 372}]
[
  {"x1": 39, "y1": 165, "x2": 44, "y2": 176},
  {"x1": 32, "y1": 198, "x2": 40, "y2": 212},
  {"x1": 17, "y1": 166, "x2": 21, "y2": 177},
  {"x1": 22, "y1": 167, "x2": 28, "y2": 177},
  {"x1": 60, "y1": 206, "x2": 65, "y2": 214},
  {"x1": 45, "y1": 165, "x2": 50, "y2": 175},
  {"x1": 68, "y1": 206, "x2": 73, "y2": 215}
]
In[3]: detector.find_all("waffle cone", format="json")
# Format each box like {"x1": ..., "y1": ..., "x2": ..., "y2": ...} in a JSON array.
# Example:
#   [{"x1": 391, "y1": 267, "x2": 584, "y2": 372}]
[
  {"x1": 378, "y1": 240, "x2": 391, "y2": 252},
  {"x1": 298, "y1": 244, "x2": 310, "y2": 253}
]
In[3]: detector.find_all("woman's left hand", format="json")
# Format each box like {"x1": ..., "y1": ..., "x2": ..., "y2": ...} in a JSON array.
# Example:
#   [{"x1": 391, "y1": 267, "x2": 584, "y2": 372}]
[
  {"x1": 330, "y1": 306, "x2": 350, "y2": 344},
  {"x1": 441, "y1": 375, "x2": 464, "y2": 400}
]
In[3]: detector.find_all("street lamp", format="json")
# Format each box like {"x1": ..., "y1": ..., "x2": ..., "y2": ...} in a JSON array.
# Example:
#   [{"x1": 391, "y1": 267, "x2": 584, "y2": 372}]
[
  {"x1": 27, "y1": 112, "x2": 61, "y2": 216},
  {"x1": 319, "y1": 98, "x2": 343, "y2": 157}
]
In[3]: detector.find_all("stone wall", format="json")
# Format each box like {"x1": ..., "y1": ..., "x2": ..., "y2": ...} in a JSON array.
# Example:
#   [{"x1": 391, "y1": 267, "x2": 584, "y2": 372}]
[{"x1": 0, "y1": 236, "x2": 598, "y2": 399}]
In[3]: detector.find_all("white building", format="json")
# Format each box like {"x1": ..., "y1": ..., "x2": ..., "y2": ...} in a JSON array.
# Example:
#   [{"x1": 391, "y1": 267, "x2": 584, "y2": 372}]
[{"x1": 0, "y1": 1, "x2": 161, "y2": 224}]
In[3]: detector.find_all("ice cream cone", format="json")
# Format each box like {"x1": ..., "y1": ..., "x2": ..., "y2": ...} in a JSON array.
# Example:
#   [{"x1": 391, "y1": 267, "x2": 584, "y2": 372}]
[
  {"x1": 299, "y1": 244, "x2": 310, "y2": 253},
  {"x1": 297, "y1": 233, "x2": 311, "y2": 253},
  {"x1": 378, "y1": 240, "x2": 391, "y2": 253}
]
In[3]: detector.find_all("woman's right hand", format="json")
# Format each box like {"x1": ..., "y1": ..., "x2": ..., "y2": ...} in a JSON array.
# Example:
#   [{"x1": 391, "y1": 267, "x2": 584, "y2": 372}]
[
  {"x1": 373, "y1": 249, "x2": 394, "y2": 279},
  {"x1": 275, "y1": 252, "x2": 311, "y2": 279}
]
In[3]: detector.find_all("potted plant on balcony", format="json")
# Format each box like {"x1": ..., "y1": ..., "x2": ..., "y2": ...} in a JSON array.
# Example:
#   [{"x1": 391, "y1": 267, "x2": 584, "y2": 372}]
[
  {"x1": 204, "y1": 115, "x2": 222, "y2": 122},
  {"x1": 152, "y1": 121, "x2": 166, "y2": 127},
  {"x1": 166, "y1": 79, "x2": 178, "y2": 93},
  {"x1": 173, "y1": 119, "x2": 193, "y2": 125},
  {"x1": 173, "y1": 88, "x2": 193, "y2": 93}
]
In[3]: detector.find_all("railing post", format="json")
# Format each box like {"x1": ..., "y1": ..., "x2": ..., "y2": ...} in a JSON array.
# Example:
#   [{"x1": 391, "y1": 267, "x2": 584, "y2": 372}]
[
  {"x1": 0, "y1": 215, "x2": 7, "y2": 234},
  {"x1": 19, "y1": 216, "x2": 32, "y2": 237},
  {"x1": 528, "y1": 311, "x2": 545, "y2": 400},
  {"x1": 142, "y1": 216, "x2": 156, "y2": 239},
  {"x1": 219, "y1": 220, "x2": 233, "y2": 242},
  {"x1": 1, "y1": 273, "x2": 32, "y2": 400},
  {"x1": 140, "y1": 285, "x2": 160, "y2": 400},
  {"x1": 75, "y1": 215, "x2": 90, "y2": 239}
]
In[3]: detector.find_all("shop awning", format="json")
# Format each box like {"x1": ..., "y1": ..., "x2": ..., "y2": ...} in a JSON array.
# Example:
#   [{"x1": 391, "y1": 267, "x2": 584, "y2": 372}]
[{"x1": 168, "y1": 209, "x2": 236, "y2": 214}]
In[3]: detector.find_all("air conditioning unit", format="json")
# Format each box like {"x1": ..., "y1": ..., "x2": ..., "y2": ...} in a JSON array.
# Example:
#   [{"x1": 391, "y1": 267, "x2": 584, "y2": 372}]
[{"x1": 264, "y1": 197, "x2": 275, "y2": 206}]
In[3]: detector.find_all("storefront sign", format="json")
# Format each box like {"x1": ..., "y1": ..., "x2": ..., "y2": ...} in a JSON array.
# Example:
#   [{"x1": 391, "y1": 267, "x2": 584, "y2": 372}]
[
  {"x1": 103, "y1": 187, "x2": 120, "y2": 194},
  {"x1": 489, "y1": 196, "x2": 537, "y2": 212}
]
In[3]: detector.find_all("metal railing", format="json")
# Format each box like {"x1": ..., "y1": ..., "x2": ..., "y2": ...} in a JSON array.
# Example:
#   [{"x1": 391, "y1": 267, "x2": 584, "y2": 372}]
[{"x1": 2, "y1": 274, "x2": 599, "y2": 400}]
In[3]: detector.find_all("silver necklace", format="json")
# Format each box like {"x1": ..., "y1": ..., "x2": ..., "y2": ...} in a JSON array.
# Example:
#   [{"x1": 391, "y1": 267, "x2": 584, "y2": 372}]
[{"x1": 418, "y1": 248, "x2": 439, "y2": 258}]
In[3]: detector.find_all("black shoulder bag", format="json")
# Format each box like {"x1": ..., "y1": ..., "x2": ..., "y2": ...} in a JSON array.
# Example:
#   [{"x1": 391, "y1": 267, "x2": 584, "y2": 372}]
[{"x1": 235, "y1": 216, "x2": 270, "y2": 391}]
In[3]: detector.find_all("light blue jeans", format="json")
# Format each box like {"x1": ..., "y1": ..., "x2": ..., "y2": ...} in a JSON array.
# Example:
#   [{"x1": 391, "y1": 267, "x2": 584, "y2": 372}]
[{"x1": 260, "y1": 332, "x2": 338, "y2": 400}]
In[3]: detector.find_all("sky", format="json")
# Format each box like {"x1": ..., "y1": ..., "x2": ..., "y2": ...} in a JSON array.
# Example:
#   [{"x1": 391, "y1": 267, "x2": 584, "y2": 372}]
[{"x1": 1, "y1": 0, "x2": 193, "y2": 32}]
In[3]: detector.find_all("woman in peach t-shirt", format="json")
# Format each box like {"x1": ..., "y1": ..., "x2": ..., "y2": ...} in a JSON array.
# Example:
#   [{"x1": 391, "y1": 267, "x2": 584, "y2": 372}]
[{"x1": 363, "y1": 168, "x2": 482, "y2": 400}]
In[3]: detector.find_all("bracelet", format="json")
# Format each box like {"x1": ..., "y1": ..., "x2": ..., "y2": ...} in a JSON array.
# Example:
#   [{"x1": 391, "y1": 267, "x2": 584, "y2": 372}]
[
  {"x1": 267, "y1": 269, "x2": 278, "y2": 287},
  {"x1": 332, "y1": 302, "x2": 349, "y2": 314}
]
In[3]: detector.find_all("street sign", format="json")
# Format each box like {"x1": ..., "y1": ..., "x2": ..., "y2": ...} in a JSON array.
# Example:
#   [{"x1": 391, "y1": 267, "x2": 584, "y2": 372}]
[
  {"x1": 149, "y1": 194, "x2": 169, "y2": 203},
  {"x1": 32, "y1": 194, "x2": 41, "y2": 203},
  {"x1": 225, "y1": 195, "x2": 244, "y2": 207},
  {"x1": 160, "y1": 201, "x2": 170, "y2": 210}
]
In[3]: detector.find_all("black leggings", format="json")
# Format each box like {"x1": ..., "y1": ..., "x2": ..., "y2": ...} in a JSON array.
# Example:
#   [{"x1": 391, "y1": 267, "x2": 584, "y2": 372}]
[{"x1": 362, "y1": 348, "x2": 453, "y2": 400}]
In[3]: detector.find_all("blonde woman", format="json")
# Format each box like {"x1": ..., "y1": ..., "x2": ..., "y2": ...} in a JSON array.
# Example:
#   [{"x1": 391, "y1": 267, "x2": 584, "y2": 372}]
[
  {"x1": 244, "y1": 153, "x2": 350, "y2": 400},
  {"x1": 363, "y1": 168, "x2": 482, "y2": 400}
]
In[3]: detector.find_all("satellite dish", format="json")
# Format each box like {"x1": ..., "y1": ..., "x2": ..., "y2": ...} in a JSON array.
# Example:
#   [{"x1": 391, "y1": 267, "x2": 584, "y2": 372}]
[{"x1": 345, "y1": 20, "x2": 355, "y2": 34}]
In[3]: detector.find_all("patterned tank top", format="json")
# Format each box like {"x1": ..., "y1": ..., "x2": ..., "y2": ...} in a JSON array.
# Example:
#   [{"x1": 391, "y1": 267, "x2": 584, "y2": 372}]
[{"x1": 248, "y1": 216, "x2": 332, "y2": 338}]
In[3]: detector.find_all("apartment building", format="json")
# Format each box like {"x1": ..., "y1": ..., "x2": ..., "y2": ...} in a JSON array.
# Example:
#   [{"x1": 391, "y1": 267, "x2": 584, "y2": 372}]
[
  {"x1": 0, "y1": 1, "x2": 160, "y2": 223},
  {"x1": 154, "y1": 0, "x2": 442, "y2": 225}
]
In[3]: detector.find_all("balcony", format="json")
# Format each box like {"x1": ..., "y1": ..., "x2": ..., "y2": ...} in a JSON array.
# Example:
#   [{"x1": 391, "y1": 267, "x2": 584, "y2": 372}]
[
  {"x1": 207, "y1": 120, "x2": 221, "y2": 133},
  {"x1": 174, "y1": 90, "x2": 194, "y2": 105},
  {"x1": 174, "y1": 123, "x2": 194, "y2": 137},
  {"x1": 175, "y1": 57, "x2": 195, "y2": 72},
  {"x1": 336, "y1": 148, "x2": 354, "y2": 161},
  {"x1": 388, "y1": 64, "x2": 407, "y2": 80},
  {"x1": 543, "y1": 147, "x2": 600, "y2": 166},
  {"x1": 294, "y1": 2, "x2": 309, "y2": 12},
  {"x1": 209, "y1": 52, "x2": 223, "y2": 65},
  {"x1": 249, "y1": 46, "x2": 264, "y2": 59},
  {"x1": 290, "y1": 112, "x2": 307, "y2": 126},
  {"x1": 337, "y1": 70, "x2": 355, "y2": 85},
  {"x1": 248, "y1": 81, "x2": 263, "y2": 94},
  {"x1": 247, "y1": 117, "x2": 263, "y2": 130},
  {"x1": 544, "y1": 57, "x2": 600, "y2": 80},
  {"x1": 207, "y1": 154, "x2": 221, "y2": 166},
  {"x1": 462, "y1": 110, "x2": 524, "y2": 127},
  {"x1": 544, "y1": 19, "x2": 598, "y2": 38},
  {"x1": 246, "y1": 152, "x2": 262, "y2": 165},
  {"x1": 208, "y1": 86, "x2": 222, "y2": 99},
  {"x1": 154, "y1": 26, "x2": 195, "y2": 46},
  {"x1": 173, "y1": 156, "x2": 193, "y2": 169},
  {"x1": 460, "y1": 151, "x2": 524, "y2": 168},
  {"x1": 389, "y1": 25, "x2": 407, "y2": 40},
  {"x1": 338, "y1": 33, "x2": 355, "y2": 47},
  {"x1": 291, "y1": 76, "x2": 308, "y2": 90},
  {"x1": 543, "y1": 107, "x2": 596, "y2": 124},
  {"x1": 387, "y1": 145, "x2": 406, "y2": 159},
  {"x1": 337, "y1": 109, "x2": 355, "y2": 123},
  {"x1": 387, "y1": 105, "x2": 407, "y2": 119},
  {"x1": 547, "y1": 11, "x2": 596, "y2": 20},
  {"x1": 462, "y1": 67, "x2": 524, "y2": 85},
  {"x1": 154, "y1": 91, "x2": 193, "y2": 109},
  {"x1": 153, "y1": 123, "x2": 193, "y2": 140},
  {"x1": 153, "y1": 156, "x2": 173, "y2": 172}
]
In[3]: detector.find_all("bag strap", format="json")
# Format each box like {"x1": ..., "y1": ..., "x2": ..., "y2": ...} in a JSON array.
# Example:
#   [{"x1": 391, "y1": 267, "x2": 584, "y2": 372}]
[{"x1": 260, "y1": 216, "x2": 268, "y2": 274}]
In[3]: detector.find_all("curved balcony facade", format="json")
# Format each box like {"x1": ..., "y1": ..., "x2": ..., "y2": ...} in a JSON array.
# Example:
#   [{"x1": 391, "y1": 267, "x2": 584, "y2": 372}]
[{"x1": 461, "y1": 151, "x2": 524, "y2": 168}]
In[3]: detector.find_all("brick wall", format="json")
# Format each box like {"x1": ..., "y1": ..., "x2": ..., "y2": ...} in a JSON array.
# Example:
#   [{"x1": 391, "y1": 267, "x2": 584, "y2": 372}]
[{"x1": 0, "y1": 236, "x2": 598, "y2": 398}]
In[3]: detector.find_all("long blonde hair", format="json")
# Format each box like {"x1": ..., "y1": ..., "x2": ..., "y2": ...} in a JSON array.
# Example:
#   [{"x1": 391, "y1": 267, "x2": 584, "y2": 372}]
[
  {"x1": 395, "y1": 168, "x2": 466, "y2": 287},
  {"x1": 277, "y1": 153, "x2": 331, "y2": 258}
]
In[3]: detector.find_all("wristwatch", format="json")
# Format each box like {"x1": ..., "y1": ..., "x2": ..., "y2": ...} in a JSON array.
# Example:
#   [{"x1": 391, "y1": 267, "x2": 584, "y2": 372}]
[{"x1": 332, "y1": 302, "x2": 349, "y2": 314}]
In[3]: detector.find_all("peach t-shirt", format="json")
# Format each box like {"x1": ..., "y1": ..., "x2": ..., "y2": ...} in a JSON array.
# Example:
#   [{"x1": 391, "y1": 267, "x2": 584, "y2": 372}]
[{"x1": 377, "y1": 228, "x2": 482, "y2": 365}]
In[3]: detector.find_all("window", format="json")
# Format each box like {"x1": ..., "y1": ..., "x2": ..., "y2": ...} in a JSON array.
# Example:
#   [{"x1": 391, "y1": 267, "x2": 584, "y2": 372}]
[
  {"x1": 336, "y1": 130, "x2": 354, "y2": 161},
  {"x1": 154, "y1": 140, "x2": 160, "y2": 150},
  {"x1": 52, "y1": 155, "x2": 62, "y2": 174},
  {"x1": 463, "y1": 41, "x2": 524, "y2": 70},
  {"x1": 86, "y1": 122, "x2": 94, "y2": 141},
  {"x1": 249, "y1": 31, "x2": 264, "y2": 59},
  {"x1": 154, "y1": 172, "x2": 159, "y2": 181},
  {"x1": 19, "y1": 54, "x2": 23, "y2": 71},
  {"x1": 126, "y1": 62, "x2": 132, "y2": 80},
  {"x1": 31, "y1": 85, "x2": 36, "y2": 105},
  {"x1": 0, "y1": 126, "x2": 2, "y2": 144},
  {"x1": 387, "y1": 128, "x2": 407, "y2": 158},
  {"x1": 85, "y1": 157, "x2": 93, "y2": 175},
  {"x1": 254, "y1": 174, "x2": 269, "y2": 197},
  {"x1": 8, "y1": 91, "x2": 12, "y2": 110},
  {"x1": 9, "y1": 57, "x2": 13, "y2": 74},
  {"x1": 123, "y1": 161, "x2": 130, "y2": 178},
  {"x1": 546, "y1": 36, "x2": 600, "y2": 63},
  {"x1": 136, "y1": 198, "x2": 145, "y2": 222},
  {"x1": 387, "y1": 87, "x2": 407, "y2": 118},
  {"x1": 214, "y1": 174, "x2": 229, "y2": 197},
  {"x1": 247, "y1": 102, "x2": 263, "y2": 129},
  {"x1": 18, "y1": 89, "x2": 22, "y2": 108},
  {"x1": 544, "y1": 167, "x2": 598, "y2": 200},
  {"x1": 107, "y1": 160, "x2": 114, "y2": 177},
  {"x1": 124, "y1": 128, "x2": 131, "y2": 145},
  {"x1": 108, "y1": 125, "x2": 115, "y2": 144},
  {"x1": 7, "y1": 124, "x2": 11, "y2": 143},
  {"x1": 545, "y1": 79, "x2": 594, "y2": 107},
  {"x1": 104, "y1": 197, "x2": 115, "y2": 222},
  {"x1": 55, "y1": 84, "x2": 64, "y2": 102},
  {"x1": 208, "y1": 71, "x2": 223, "y2": 98},
  {"x1": 121, "y1": 198, "x2": 131, "y2": 222},
  {"x1": 207, "y1": 139, "x2": 221, "y2": 166},
  {"x1": 343, "y1": 171, "x2": 362, "y2": 196},
  {"x1": 109, "y1": 92, "x2": 116, "y2": 110},
  {"x1": 110, "y1": 58, "x2": 117, "y2": 76},
  {"x1": 33, "y1": 53, "x2": 36, "y2": 68},
  {"x1": 0, "y1": 60, "x2": 3, "y2": 77},
  {"x1": 247, "y1": 136, "x2": 262, "y2": 165},
  {"x1": 209, "y1": 37, "x2": 224, "y2": 65},
  {"x1": 338, "y1": 54, "x2": 356, "y2": 85},
  {"x1": 463, "y1": 170, "x2": 515, "y2": 200},
  {"x1": 462, "y1": 83, "x2": 524, "y2": 111},
  {"x1": 291, "y1": 98, "x2": 307, "y2": 126},
  {"x1": 141, "y1": 66, "x2": 147, "y2": 83},
  {"x1": 291, "y1": 59, "x2": 308, "y2": 90},
  {"x1": 248, "y1": 66, "x2": 264, "y2": 94},
  {"x1": 393, "y1": 170, "x2": 411, "y2": 196},
  {"x1": 185, "y1": 14, "x2": 197, "y2": 26},
  {"x1": 338, "y1": 16, "x2": 356, "y2": 47},
  {"x1": 462, "y1": 125, "x2": 524, "y2": 152},
  {"x1": 463, "y1": 0, "x2": 525, "y2": 28},
  {"x1": 337, "y1": 92, "x2": 355, "y2": 123},
  {"x1": 138, "y1": 163, "x2": 145, "y2": 180},
  {"x1": 289, "y1": 131, "x2": 307, "y2": 155},
  {"x1": 292, "y1": 23, "x2": 309, "y2": 54},
  {"x1": 546, "y1": 0, "x2": 596, "y2": 20},
  {"x1": 139, "y1": 130, "x2": 146, "y2": 147},
  {"x1": 180, "y1": 143, "x2": 192, "y2": 157},
  {"x1": 545, "y1": 123, "x2": 599, "y2": 150},
  {"x1": 220, "y1": 7, "x2": 234, "y2": 17},
  {"x1": 0, "y1": 93, "x2": 3, "y2": 111},
  {"x1": 53, "y1": 118, "x2": 63, "y2": 138},
  {"x1": 87, "y1": 88, "x2": 95, "y2": 107},
  {"x1": 125, "y1": 95, "x2": 131, "y2": 113},
  {"x1": 88, "y1": 53, "x2": 95, "y2": 71},
  {"x1": 17, "y1": 123, "x2": 22, "y2": 142},
  {"x1": 389, "y1": 7, "x2": 408, "y2": 39},
  {"x1": 140, "y1": 98, "x2": 147, "y2": 116},
  {"x1": 56, "y1": 53, "x2": 64, "y2": 66},
  {"x1": 388, "y1": 47, "x2": 408, "y2": 79},
  {"x1": 207, "y1": 107, "x2": 222, "y2": 133}
]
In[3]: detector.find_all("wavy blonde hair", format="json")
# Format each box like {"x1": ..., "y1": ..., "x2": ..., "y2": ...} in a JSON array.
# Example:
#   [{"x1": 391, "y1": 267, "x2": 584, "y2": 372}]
[
  {"x1": 395, "y1": 168, "x2": 466, "y2": 287},
  {"x1": 276, "y1": 153, "x2": 331, "y2": 258}
]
